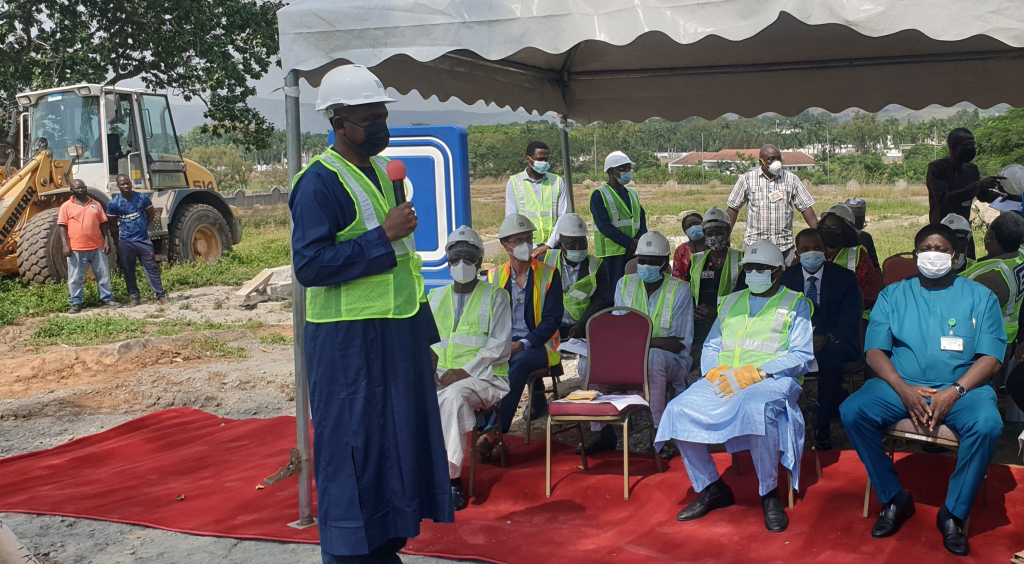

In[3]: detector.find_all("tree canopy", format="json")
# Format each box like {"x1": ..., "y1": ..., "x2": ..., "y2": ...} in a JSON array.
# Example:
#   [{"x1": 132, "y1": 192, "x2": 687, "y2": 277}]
[{"x1": 1, "y1": 0, "x2": 282, "y2": 149}]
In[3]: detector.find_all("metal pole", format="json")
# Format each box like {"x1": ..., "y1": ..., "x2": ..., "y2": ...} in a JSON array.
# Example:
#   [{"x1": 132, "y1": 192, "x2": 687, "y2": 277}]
[
  {"x1": 701, "y1": 133, "x2": 705, "y2": 183},
  {"x1": 559, "y1": 114, "x2": 575, "y2": 212},
  {"x1": 285, "y1": 70, "x2": 316, "y2": 530}
]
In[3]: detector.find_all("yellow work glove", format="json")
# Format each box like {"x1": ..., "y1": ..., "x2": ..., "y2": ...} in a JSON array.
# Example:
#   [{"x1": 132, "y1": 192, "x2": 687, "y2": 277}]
[
  {"x1": 704, "y1": 364, "x2": 729, "y2": 385},
  {"x1": 714, "y1": 365, "x2": 766, "y2": 400}
]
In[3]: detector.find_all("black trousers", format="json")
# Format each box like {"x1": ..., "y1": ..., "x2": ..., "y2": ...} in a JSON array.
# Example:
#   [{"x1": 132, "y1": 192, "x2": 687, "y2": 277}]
[
  {"x1": 1006, "y1": 363, "x2": 1024, "y2": 415},
  {"x1": 814, "y1": 341, "x2": 860, "y2": 429}
]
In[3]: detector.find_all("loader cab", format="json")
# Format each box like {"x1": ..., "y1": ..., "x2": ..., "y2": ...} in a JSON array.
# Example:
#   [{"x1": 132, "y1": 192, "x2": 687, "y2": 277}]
[{"x1": 20, "y1": 85, "x2": 189, "y2": 194}]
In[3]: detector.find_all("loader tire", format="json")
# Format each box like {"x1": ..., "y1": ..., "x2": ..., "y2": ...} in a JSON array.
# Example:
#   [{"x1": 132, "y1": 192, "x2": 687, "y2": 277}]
[
  {"x1": 17, "y1": 207, "x2": 118, "y2": 286},
  {"x1": 168, "y1": 203, "x2": 232, "y2": 264}
]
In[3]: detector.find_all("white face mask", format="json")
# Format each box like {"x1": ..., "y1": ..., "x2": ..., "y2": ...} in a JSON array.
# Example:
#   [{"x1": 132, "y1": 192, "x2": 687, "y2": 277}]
[
  {"x1": 511, "y1": 242, "x2": 533, "y2": 262},
  {"x1": 768, "y1": 161, "x2": 783, "y2": 177},
  {"x1": 917, "y1": 251, "x2": 953, "y2": 279},
  {"x1": 449, "y1": 260, "x2": 478, "y2": 284}
]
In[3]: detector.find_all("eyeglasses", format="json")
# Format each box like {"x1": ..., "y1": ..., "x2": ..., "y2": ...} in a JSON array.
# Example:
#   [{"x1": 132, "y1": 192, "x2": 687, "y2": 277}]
[
  {"x1": 818, "y1": 224, "x2": 843, "y2": 233},
  {"x1": 507, "y1": 236, "x2": 533, "y2": 246},
  {"x1": 742, "y1": 265, "x2": 776, "y2": 274},
  {"x1": 956, "y1": 142, "x2": 978, "y2": 149}
]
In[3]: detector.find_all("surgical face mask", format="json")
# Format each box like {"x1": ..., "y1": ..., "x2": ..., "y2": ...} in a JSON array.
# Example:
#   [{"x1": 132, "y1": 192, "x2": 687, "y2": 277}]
[
  {"x1": 344, "y1": 119, "x2": 390, "y2": 156},
  {"x1": 565, "y1": 249, "x2": 588, "y2": 263},
  {"x1": 953, "y1": 253, "x2": 966, "y2": 270},
  {"x1": 916, "y1": 251, "x2": 953, "y2": 279},
  {"x1": 449, "y1": 260, "x2": 478, "y2": 284},
  {"x1": 745, "y1": 269, "x2": 776, "y2": 293},
  {"x1": 511, "y1": 242, "x2": 533, "y2": 262},
  {"x1": 705, "y1": 235, "x2": 729, "y2": 251},
  {"x1": 617, "y1": 171, "x2": 633, "y2": 185},
  {"x1": 685, "y1": 225, "x2": 704, "y2": 241},
  {"x1": 529, "y1": 158, "x2": 551, "y2": 174},
  {"x1": 799, "y1": 251, "x2": 826, "y2": 273},
  {"x1": 637, "y1": 264, "x2": 663, "y2": 283}
]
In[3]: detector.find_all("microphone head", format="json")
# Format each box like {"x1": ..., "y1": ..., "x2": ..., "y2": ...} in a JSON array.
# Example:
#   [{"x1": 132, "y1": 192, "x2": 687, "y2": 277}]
[{"x1": 386, "y1": 159, "x2": 407, "y2": 181}]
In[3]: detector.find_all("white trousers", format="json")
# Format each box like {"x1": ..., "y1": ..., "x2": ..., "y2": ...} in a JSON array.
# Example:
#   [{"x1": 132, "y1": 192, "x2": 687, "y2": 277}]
[
  {"x1": 579, "y1": 348, "x2": 690, "y2": 429},
  {"x1": 436, "y1": 377, "x2": 510, "y2": 479}
]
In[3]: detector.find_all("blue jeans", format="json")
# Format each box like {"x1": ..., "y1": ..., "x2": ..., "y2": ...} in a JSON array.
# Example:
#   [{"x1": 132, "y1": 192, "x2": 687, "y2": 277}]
[
  {"x1": 119, "y1": 239, "x2": 165, "y2": 299},
  {"x1": 67, "y1": 249, "x2": 112, "y2": 305}
]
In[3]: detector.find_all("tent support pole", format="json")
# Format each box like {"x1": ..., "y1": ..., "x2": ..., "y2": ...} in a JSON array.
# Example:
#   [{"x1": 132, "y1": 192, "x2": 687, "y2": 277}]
[
  {"x1": 285, "y1": 70, "x2": 316, "y2": 530},
  {"x1": 559, "y1": 114, "x2": 574, "y2": 213}
]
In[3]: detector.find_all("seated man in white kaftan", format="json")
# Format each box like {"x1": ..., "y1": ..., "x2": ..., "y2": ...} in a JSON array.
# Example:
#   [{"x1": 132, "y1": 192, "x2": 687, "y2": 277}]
[
  {"x1": 655, "y1": 239, "x2": 814, "y2": 533},
  {"x1": 429, "y1": 226, "x2": 512, "y2": 511}
]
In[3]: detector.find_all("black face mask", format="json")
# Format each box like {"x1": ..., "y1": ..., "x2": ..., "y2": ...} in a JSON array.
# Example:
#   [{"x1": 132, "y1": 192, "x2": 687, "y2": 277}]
[
  {"x1": 820, "y1": 230, "x2": 843, "y2": 249},
  {"x1": 959, "y1": 147, "x2": 977, "y2": 163},
  {"x1": 338, "y1": 117, "x2": 391, "y2": 156}
]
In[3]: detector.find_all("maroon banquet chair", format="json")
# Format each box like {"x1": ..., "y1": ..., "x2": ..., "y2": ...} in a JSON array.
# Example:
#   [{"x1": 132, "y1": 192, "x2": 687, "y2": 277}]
[
  {"x1": 545, "y1": 306, "x2": 663, "y2": 500},
  {"x1": 881, "y1": 252, "x2": 918, "y2": 287}
]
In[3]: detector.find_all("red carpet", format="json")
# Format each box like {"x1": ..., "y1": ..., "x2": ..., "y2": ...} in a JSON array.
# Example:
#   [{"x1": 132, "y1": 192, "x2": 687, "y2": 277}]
[{"x1": 0, "y1": 407, "x2": 1022, "y2": 564}]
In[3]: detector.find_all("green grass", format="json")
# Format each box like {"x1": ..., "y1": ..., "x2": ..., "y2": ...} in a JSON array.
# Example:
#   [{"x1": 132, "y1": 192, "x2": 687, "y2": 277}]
[
  {"x1": 259, "y1": 333, "x2": 294, "y2": 346},
  {"x1": 27, "y1": 314, "x2": 264, "y2": 347},
  {"x1": 184, "y1": 337, "x2": 249, "y2": 359}
]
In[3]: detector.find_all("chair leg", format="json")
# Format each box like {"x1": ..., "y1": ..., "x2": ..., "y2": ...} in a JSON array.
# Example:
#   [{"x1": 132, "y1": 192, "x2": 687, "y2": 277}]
[
  {"x1": 551, "y1": 376, "x2": 560, "y2": 399},
  {"x1": 982, "y1": 474, "x2": 988, "y2": 508},
  {"x1": 577, "y1": 424, "x2": 588, "y2": 471},
  {"x1": 524, "y1": 388, "x2": 533, "y2": 446},
  {"x1": 732, "y1": 452, "x2": 740, "y2": 476},
  {"x1": 788, "y1": 470, "x2": 794, "y2": 510},
  {"x1": 814, "y1": 446, "x2": 822, "y2": 479},
  {"x1": 495, "y1": 411, "x2": 506, "y2": 469},
  {"x1": 468, "y1": 428, "x2": 477, "y2": 499},
  {"x1": 545, "y1": 416, "x2": 552, "y2": 497},
  {"x1": 964, "y1": 516, "x2": 970, "y2": 537},
  {"x1": 649, "y1": 412, "x2": 663, "y2": 474},
  {"x1": 623, "y1": 415, "x2": 630, "y2": 500},
  {"x1": 863, "y1": 477, "x2": 872, "y2": 519}
]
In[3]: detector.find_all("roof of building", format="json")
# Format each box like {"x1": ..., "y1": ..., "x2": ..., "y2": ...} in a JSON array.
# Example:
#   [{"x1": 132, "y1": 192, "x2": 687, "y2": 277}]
[{"x1": 669, "y1": 149, "x2": 816, "y2": 167}]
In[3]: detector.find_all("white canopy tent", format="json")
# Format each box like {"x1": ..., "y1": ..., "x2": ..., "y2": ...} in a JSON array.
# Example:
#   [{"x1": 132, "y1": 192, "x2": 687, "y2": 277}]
[{"x1": 275, "y1": 0, "x2": 1024, "y2": 528}]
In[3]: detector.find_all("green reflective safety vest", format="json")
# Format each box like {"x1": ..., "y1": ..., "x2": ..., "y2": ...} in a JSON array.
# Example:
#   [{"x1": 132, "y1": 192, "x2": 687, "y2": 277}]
[
  {"x1": 542, "y1": 249, "x2": 603, "y2": 322},
  {"x1": 428, "y1": 281, "x2": 509, "y2": 377},
  {"x1": 961, "y1": 251, "x2": 1024, "y2": 342},
  {"x1": 717, "y1": 287, "x2": 801, "y2": 369},
  {"x1": 592, "y1": 183, "x2": 641, "y2": 258},
  {"x1": 688, "y1": 249, "x2": 742, "y2": 306},
  {"x1": 296, "y1": 150, "x2": 425, "y2": 323},
  {"x1": 510, "y1": 171, "x2": 561, "y2": 244},
  {"x1": 487, "y1": 260, "x2": 561, "y2": 366},
  {"x1": 619, "y1": 273, "x2": 684, "y2": 338},
  {"x1": 832, "y1": 246, "x2": 866, "y2": 272}
]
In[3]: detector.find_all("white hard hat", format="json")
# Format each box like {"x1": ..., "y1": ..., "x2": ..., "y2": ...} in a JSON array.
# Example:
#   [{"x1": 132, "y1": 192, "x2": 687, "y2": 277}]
[
  {"x1": 940, "y1": 213, "x2": 972, "y2": 233},
  {"x1": 740, "y1": 239, "x2": 785, "y2": 268},
  {"x1": 703, "y1": 206, "x2": 730, "y2": 229},
  {"x1": 636, "y1": 231, "x2": 671, "y2": 257},
  {"x1": 446, "y1": 225, "x2": 484, "y2": 252},
  {"x1": 498, "y1": 213, "x2": 536, "y2": 239},
  {"x1": 1000, "y1": 164, "x2": 1024, "y2": 196},
  {"x1": 556, "y1": 213, "x2": 589, "y2": 238},
  {"x1": 604, "y1": 151, "x2": 633, "y2": 172},
  {"x1": 823, "y1": 203, "x2": 856, "y2": 227},
  {"x1": 316, "y1": 65, "x2": 397, "y2": 115}
]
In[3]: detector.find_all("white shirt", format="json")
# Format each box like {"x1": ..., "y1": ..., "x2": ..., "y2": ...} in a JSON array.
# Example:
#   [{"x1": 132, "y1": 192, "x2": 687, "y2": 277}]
[
  {"x1": 614, "y1": 277, "x2": 694, "y2": 359},
  {"x1": 437, "y1": 284, "x2": 513, "y2": 383},
  {"x1": 505, "y1": 169, "x2": 569, "y2": 248}
]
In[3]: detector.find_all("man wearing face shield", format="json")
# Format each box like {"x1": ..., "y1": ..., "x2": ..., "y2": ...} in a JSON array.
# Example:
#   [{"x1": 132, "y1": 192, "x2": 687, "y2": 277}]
[
  {"x1": 488, "y1": 214, "x2": 564, "y2": 429},
  {"x1": 939, "y1": 213, "x2": 976, "y2": 274},
  {"x1": 726, "y1": 144, "x2": 818, "y2": 266},
  {"x1": 591, "y1": 151, "x2": 648, "y2": 288},
  {"x1": 507, "y1": 141, "x2": 569, "y2": 258},
  {"x1": 576, "y1": 231, "x2": 694, "y2": 456},
  {"x1": 429, "y1": 226, "x2": 512, "y2": 512},
  {"x1": 685, "y1": 206, "x2": 747, "y2": 372},
  {"x1": 541, "y1": 213, "x2": 611, "y2": 340},
  {"x1": 657, "y1": 239, "x2": 814, "y2": 533},
  {"x1": 927, "y1": 128, "x2": 1007, "y2": 260},
  {"x1": 288, "y1": 65, "x2": 453, "y2": 563},
  {"x1": 841, "y1": 224, "x2": 1005, "y2": 557}
]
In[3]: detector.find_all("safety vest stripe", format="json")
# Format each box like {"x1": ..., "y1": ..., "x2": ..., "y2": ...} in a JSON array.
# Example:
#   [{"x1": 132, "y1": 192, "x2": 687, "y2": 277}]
[
  {"x1": 513, "y1": 174, "x2": 528, "y2": 215},
  {"x1": 478, "y1": 283, "x2": 493, "y2": 334},
  {"x1": 450, "y1": 334, "x2": 490, "y2": 347},
  {"x1": 767, "y1": 291, "x2": 799, "y2": 349},
  {"x1": 729, "y1": 250, "x2": 740, "y2": 289},
  {"x1": 658, "y1": 278, "x2": 678, "y2": 337},
  {"x1": 623, "y1": 275, "x2": 639, "y2": 306},
  {"x1": 322, "y1": 153, "x2": 414, "y2": 256}
]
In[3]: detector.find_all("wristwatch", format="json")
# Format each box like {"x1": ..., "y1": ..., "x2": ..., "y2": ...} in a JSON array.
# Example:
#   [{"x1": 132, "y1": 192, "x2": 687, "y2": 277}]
[{"x1": 952, "y1": 383, "x2": 967, "y2": 397}]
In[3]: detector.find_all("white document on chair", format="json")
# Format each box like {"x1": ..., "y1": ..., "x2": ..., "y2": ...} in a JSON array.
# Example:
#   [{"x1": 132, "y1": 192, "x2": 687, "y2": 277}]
[
  {"x1": 588, "y1": 394, "x2": 650, "y2": 410},
  {"x1": 559, "y1": 338, "x2": 587, "y2": 356}
]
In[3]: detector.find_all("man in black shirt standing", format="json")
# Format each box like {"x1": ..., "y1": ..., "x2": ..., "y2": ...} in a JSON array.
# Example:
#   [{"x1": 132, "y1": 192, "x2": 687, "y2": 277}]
[{"x1": 926, "y1": 128, "x2": 1005, "y2": 259}]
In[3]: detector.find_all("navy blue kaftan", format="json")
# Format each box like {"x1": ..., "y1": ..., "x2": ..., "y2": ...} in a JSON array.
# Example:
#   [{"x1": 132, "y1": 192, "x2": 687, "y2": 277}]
[{"x1": 289, "y1": 157, "x2": 454, "y2": 557}]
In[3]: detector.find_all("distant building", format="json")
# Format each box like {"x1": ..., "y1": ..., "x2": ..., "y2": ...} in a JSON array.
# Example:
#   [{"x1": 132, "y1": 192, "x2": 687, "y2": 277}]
[{"x1": 668, "y1": 149, "x2": 816, "y2": 172}]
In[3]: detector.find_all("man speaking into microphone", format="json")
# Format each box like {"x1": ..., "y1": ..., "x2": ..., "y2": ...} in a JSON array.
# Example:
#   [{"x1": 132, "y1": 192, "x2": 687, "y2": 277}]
[{"x1": 289, "y1": 64, "x2": 453, "y2": 564}]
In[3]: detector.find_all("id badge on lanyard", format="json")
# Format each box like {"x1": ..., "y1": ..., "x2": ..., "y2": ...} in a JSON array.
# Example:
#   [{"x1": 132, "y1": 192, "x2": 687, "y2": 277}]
[{"x1": 940, "y1": 318, "x2": 964, "y2": 352}]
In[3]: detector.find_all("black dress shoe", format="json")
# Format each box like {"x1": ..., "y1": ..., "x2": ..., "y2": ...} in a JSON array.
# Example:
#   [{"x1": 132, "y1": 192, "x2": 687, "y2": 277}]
[
  {"x1": 451, "y1": 483, "x2": 468, "y2": 511},
  {"x1": 814, "y1": 427, "x2": 832, "y2": 452},
  {"x1": 761, "y1": 490, "x2": 789, "y2": 532},
  {"x1": 528, "y1": 395, "x2": 548, "y2": 421},
  {"x1": 575, "y1": 428, "x2": 617, "y2": 455},
  {"x1": 871, "y1": 490, "x2": 915, "y2": 538},
  {"x1": 676, "y1": 480, "x2": 734, "y2": 521},
  {"x1": 936, "y1": 506, "x2": 969, "y2": 556}
]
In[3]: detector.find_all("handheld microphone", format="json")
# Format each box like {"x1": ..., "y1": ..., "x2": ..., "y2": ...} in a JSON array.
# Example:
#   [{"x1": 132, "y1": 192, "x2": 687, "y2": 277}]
[{"x1": 385, "y1": 160, "x2": 407, "y2": 205}]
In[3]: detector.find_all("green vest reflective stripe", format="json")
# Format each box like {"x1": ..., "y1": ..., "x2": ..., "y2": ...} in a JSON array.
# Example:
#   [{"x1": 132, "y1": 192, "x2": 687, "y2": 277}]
[
  {"x1": 718, "y1": 287, "x2": 801, "y2": 369},
  {"x1": 487, "y1": 260, "x2": 561, "y2": 366},
  {"x1": 296, "y1": 150, "x2": 425, "y2": 323},
  {"x1": 428, "y1": 281, "x2": 508, "y2": 377},
  {"x1": 619, "y1": 273, "x2": 683, "y2": 338},
  {"x1": 542, "y1": 249, "x2": 603, "y2": 322},
  {"x1": 510, "y1": 171, "x2": 561, "y2": 244},
  {"x1": 688, "y1": 249, "x2": 742, "y2": 306},
  {"x1": 592, "y1": 184, "x2": 641, "y2": 257},
  {"x1": 962, "y1": 252, "x2": 1024, "y2": 342},
  {"x1": 833, "y1": 246, "x2": 865, "y2": 272}
]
